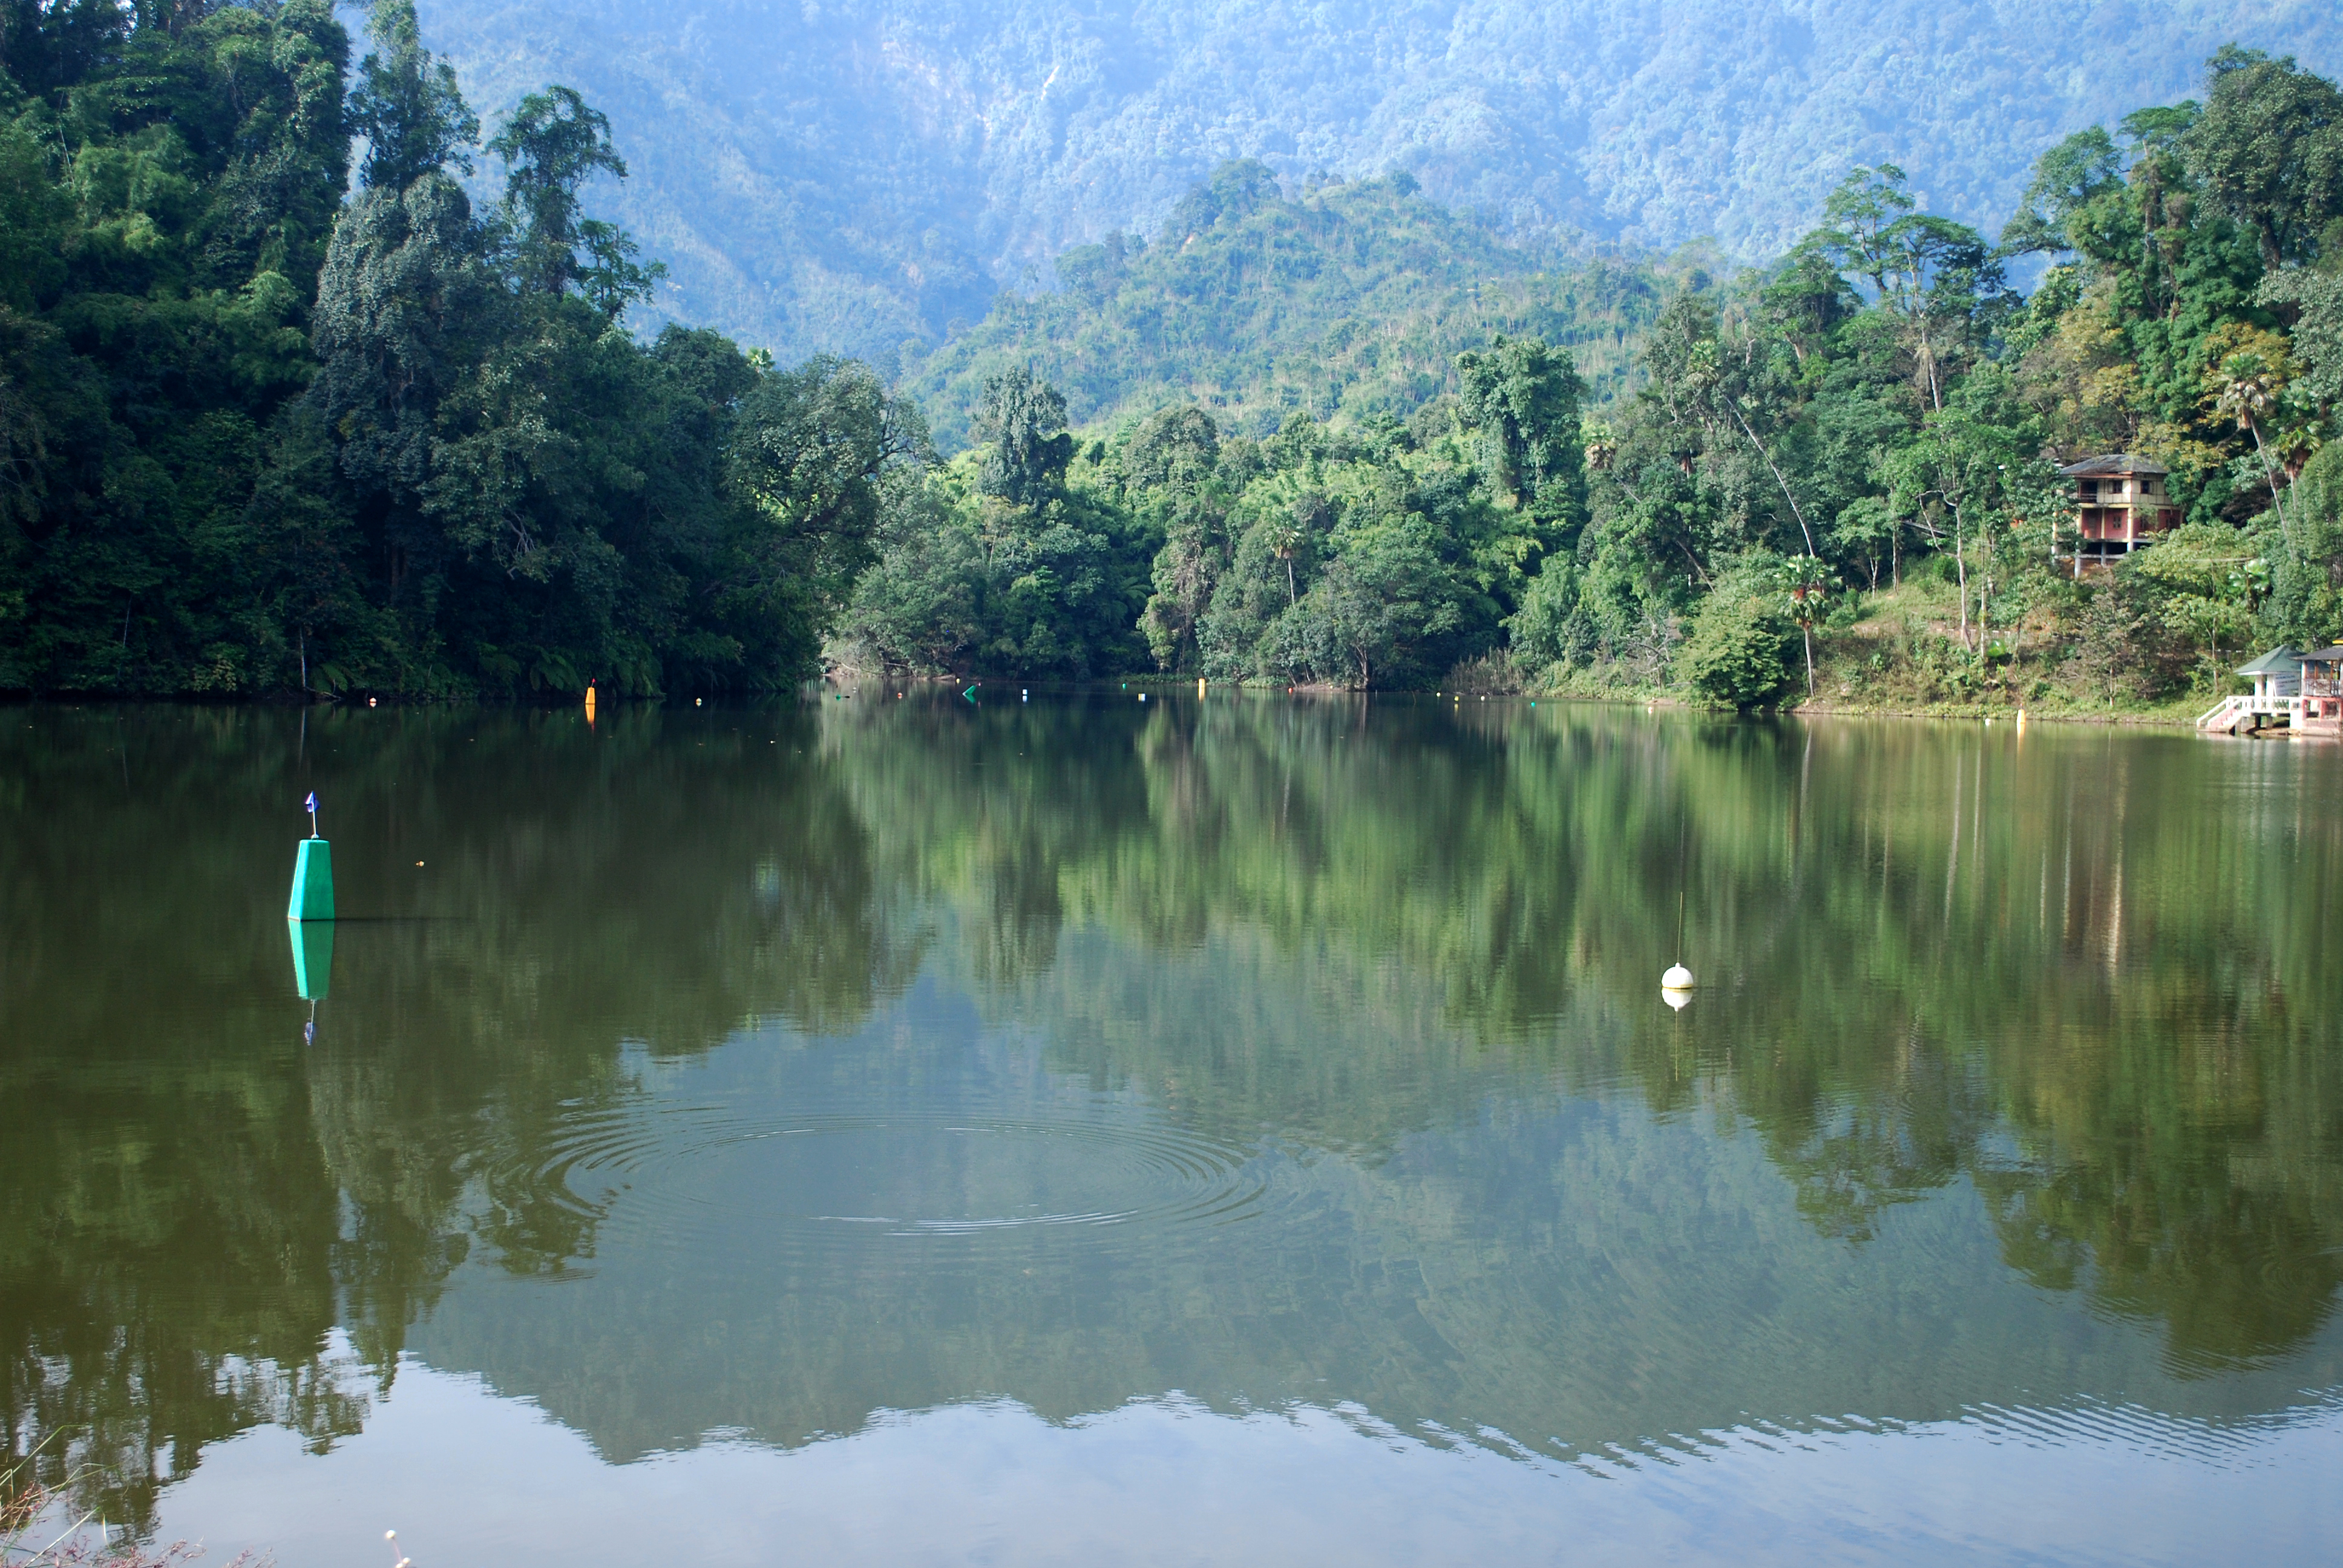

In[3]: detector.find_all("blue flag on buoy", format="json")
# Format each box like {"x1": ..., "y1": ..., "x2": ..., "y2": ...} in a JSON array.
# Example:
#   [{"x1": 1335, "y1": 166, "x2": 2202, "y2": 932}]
[{"x1": 304, "y1": 792, "x2": 318, "y2": 838}]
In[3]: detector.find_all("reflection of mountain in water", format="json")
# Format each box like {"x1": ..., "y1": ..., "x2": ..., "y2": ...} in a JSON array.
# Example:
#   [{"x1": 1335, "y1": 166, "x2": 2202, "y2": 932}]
[
  {"x1": 2, "y1": 701, "x2": 2340, "y2": 1523},
  {"x1": 408, "y1": 970, "x2": 2343, "y2": 1468}
]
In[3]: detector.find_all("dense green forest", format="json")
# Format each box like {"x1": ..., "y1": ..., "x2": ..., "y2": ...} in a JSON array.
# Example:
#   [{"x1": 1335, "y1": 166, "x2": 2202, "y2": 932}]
[
  {"x1": 7, "y1": 6, "x2": 2343, "y2": 704},
  {"x1": 845, "y1": 44, "x2": 2343, "y2": 706},
  {"x1": 0, "y1": 0, "x2": 924, "y2": 698},
  {"x1": 905, "y1": 165, "x2": 1660, "y2": 448}
]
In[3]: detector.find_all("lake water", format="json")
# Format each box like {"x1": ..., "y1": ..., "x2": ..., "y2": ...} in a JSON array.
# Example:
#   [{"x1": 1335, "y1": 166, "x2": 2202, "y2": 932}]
[{"x1": 4, "y1": 694, "x2": 2339, "y2": 1566}]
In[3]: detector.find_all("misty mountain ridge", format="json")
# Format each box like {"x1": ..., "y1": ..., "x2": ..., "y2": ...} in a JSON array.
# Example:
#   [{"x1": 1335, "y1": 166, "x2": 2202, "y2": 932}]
[{"x1": 415, "y1": 1, "x2": 2343, "y2": 366}]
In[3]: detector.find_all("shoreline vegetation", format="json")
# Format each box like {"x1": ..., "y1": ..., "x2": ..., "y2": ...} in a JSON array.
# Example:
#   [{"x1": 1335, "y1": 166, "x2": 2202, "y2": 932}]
[
  {"x1": 5, "y1": 10, "x2": 2343, "y2": 719},
  {"x1": 811, "y1": 665, "x2": 2214, "y2": 731}
]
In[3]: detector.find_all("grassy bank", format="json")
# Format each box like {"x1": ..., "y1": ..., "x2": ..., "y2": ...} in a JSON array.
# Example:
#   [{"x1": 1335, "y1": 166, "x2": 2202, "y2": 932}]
[
  {"x1": 1822, "y1": 575, "x2": 2244, "y2": 722},
  {"x1": 1484, "y1": 573, "x2": 2243, "y2": 726},
  {"x1": 1776, "y1": 577, "x2": 2225, "y2": 725}
]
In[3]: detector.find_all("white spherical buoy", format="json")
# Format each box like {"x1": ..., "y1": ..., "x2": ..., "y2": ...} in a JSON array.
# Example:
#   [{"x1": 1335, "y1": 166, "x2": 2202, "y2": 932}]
[{"x1": 1662, "y1": 964, "x2": 1693, "y2": 990}]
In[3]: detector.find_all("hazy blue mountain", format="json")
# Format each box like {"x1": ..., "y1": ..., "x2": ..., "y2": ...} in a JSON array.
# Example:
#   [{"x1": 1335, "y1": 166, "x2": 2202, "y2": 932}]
[{"x1": 416, "y1": 0, "x2": 2343, "y2": 364}]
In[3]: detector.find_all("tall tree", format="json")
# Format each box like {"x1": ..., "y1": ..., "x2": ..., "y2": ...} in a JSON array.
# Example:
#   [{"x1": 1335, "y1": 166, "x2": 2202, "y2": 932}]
[
  {"x1": 1127, "y1": 404, "x2": 1227, "y2": 670},
  {"x1": 347, "y1": 0, "x2": 476, "y2": 193},
  {"x1": 1455, "y1": 334, "x2": 1588, "y2": 540},
  {"x1": 2184, "y1": 47, "x2": 2343, "y2": 269},
  {"x1": 2001, "y1": 126, "x2": 2125, "y2": 258},
  {"x1": 487, "y1": 85, "x2": 661, "y2": 315},
  {"x1": 1815, "y1": 165, "x2": 2006, "y2": 411},
  {"x1": 975, "y1": 367, "x2": 1073, "y2": 509},
  {"x1": 721, "y1": 356, "x2": 932, "y2": 680},
  {"x1": 309, "y1": 175, "x2": 493, "y2": 566}
]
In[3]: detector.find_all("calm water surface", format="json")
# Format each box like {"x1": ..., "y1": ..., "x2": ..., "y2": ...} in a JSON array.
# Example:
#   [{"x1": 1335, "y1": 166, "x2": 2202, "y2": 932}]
[{"x1": 3, "y1": 695, "x2": 2339, "y2": 1565}]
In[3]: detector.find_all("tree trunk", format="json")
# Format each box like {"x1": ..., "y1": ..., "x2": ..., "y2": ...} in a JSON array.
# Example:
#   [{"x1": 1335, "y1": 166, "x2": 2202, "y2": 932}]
[
  {"x1": 2249, "y1": 419, "x2": 2288, "y2": 524},
  {"x1": 1730, "y1": 404, "x2": 1816, "y2": 557},
  {"x1": 1954, "y1": 512, "x2": 1970, "y2": 652}
]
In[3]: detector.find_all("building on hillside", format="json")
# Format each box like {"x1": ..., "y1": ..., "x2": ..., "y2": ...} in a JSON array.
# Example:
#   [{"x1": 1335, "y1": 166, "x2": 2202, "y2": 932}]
[{"x1": 2059, "y1": 455, "x2": 2182, "y2": 566}]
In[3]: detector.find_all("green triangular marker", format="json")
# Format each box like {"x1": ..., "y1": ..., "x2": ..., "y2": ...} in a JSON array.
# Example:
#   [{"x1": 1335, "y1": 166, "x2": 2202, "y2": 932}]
[{"x1": 287, "y1": 836, "x2": 335, "y2": 921}]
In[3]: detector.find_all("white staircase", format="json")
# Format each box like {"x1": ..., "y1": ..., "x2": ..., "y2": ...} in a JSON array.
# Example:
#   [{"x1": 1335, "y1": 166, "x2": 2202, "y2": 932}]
[{"x1": 2195, "y1": 695, "x2": 2255, "y2": 734}]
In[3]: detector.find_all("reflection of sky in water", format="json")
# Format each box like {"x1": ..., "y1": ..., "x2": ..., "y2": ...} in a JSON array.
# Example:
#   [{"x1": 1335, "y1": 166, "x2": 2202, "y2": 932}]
[
  {"x1": 162, "y1": 950, "x2": 2334, "y2": 1563},
  {"x1": 169, "y1": 1353, "x2": 2343, "y2": 1568}
]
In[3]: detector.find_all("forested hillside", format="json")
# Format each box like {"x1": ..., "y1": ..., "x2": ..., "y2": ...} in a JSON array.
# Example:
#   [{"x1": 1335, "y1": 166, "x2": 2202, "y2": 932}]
[
  {"x1": 9, "y1": 4, "x2": 2343, "y2": 710},
  {"x1": 839, "y1": 45, "x2": 2343, "y2": 711},
  {"x1": 0, "y1": 0, "x2": 922, "y2": 698},
  {"x1": 906, "y1": 163, "x2": 1664, "y2": 449},
  {"x1": 411, "y1": 0, "x2": 2343, "y2": 362}
]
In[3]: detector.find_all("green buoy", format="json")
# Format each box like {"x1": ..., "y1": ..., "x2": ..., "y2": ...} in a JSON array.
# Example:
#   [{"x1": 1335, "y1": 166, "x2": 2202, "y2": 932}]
[{"x1": 288, "y1": 791, "x2": 334, "y2": 922}]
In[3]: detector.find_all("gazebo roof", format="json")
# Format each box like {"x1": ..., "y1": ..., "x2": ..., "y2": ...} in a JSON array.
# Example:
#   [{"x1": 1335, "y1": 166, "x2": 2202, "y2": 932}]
[
  {"x1": 2297, "y1": 645, "x2": 2343, "y2": 664},
  {"x1": 2057, "y1": 453, "x2": 2169, "y2": 478},
  {"x1": 2237, "y1": 645, "x2": 2303, "y2": 676}
]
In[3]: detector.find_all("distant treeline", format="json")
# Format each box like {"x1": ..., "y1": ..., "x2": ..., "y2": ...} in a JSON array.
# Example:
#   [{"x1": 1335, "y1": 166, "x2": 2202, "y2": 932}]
[{"x1": 838, "y1": 343, "x2": 1588, "y2": 687}]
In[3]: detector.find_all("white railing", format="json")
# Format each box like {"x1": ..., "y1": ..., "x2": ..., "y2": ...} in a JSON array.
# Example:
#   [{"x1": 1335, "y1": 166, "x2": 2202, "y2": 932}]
[{"x1": 2197, "y1": 696, "x2": 2249, "y2": 731}]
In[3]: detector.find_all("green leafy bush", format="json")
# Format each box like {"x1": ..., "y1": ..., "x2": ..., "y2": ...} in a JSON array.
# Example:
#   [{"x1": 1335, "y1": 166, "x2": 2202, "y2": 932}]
[{"x1": 1679, "y1": 564, "x2": 1797, "y2": 708}]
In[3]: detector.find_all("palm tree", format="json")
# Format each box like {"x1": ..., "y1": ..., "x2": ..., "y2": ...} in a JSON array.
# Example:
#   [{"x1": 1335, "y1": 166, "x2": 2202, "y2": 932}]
[
  {"x1": 2213, "y1": 351, "x2": 2289, "y2": 524},
  {"x1": 1271, "y1": 521, "x2": 1305, "y2": 606},
  {"x1": 1776, "y1": 555, "x2": 1838, "y2": 700},
  {"x1": 1582, "y1": 422, "x2": 1619, "y2": 474}
]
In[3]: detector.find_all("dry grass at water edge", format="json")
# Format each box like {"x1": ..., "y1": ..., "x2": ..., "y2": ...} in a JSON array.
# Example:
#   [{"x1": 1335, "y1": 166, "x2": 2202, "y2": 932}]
[{"x1": 1, "y1": 1442, "x2": 264, "y2": 1568}]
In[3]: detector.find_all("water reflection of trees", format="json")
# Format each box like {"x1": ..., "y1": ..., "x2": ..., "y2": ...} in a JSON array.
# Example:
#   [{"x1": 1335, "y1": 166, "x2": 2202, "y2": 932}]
[
  {"x1": 3, "y1": 699, "x2": 2340, "y2": 1520},
  {"x1": 827, "y1": 698, "x2": 2343, "y2": 1370},
  {"x1": 0, "y1": 706, "x2": 917, "y2": 1524}
]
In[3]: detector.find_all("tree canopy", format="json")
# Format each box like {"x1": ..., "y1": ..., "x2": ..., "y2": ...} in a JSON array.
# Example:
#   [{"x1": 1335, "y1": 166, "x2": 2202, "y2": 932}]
[
  {"x1": 10, "y1": 20, "x2": 2343, "y2": 707},
  {"x1": 0, "y1": 0, "x2": 919, "y2": 697}
]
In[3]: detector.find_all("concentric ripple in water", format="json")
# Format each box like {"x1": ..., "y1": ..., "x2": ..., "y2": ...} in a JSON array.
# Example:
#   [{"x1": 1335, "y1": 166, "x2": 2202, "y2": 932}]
[{"x1": 475, "y1": 1098, "x2": 1271, "y2": 1259}]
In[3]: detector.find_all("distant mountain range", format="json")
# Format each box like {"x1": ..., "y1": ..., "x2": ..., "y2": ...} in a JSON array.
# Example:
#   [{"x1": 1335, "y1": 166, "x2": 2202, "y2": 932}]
[{"x1": 417, "y1": 1, "x2": 2343, "y2": 365}]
